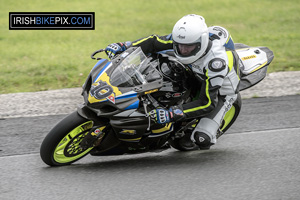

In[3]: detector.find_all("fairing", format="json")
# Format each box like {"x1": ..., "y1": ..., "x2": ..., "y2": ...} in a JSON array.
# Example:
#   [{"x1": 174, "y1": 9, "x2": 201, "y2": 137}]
[
  {"x1": 81, "y1": 47, "x2": 163, "y2": 116},
  {"x1": 235, "y1": 43, "x2": 274, "y2": 91}
]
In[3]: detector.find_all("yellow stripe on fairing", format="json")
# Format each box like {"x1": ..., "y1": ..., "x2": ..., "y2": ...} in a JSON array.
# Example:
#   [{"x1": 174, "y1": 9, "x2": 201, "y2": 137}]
[
  {"x1": 250, "y1": 61, "x2": 268, "y2": 73},
  {"x1": 119, "y1": 138, "x2": 142, "y2": 141},
  {"x1": 152, "y1": 123, "x2": 172, "y2": 134}
]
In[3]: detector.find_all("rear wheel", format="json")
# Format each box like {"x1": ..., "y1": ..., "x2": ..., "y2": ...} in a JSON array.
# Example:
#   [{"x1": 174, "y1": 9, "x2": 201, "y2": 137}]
[{"x1": 40, "y1": 111, "x2": 94, "y2": 166}]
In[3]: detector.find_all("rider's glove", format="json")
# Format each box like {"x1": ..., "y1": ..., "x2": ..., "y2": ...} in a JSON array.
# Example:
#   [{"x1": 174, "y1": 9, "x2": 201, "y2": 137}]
[
  {"x1": 149, "y1": 106, "x2": 185, "y2": 124},
  {"x1": 105, "y1": 41, "x2": 131, "y2": 59}
]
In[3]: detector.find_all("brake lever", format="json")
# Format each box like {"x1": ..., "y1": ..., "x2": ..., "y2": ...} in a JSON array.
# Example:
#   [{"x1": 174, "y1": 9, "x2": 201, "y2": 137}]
[
  {"x1": 91, "y1": 49, "x2": 105, "y2": 60},
  {"x1": 141, "y1": 97, "x2": 151, "y2": 131},
  {"x1": 142, "y1": 94, "x2": 167, "y2": 131}
]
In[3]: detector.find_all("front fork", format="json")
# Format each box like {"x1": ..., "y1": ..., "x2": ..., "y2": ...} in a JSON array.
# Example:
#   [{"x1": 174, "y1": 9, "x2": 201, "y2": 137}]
[{"x1": 80, "y1": 126, "x2": 107, "y2": 149}]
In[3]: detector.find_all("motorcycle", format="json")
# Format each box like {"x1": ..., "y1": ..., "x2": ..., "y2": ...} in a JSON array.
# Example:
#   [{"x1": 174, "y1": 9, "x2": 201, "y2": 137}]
[{"x1": 40, "y1": 44, "x2": 274, "y2": 166}]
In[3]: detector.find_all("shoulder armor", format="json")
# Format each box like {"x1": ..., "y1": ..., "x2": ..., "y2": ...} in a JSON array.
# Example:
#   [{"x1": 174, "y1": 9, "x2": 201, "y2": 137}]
[
  {"x1": 208, "y1": 26, "x2": 235, "y2": 50},
  {"x1": 208, "y1": 58, "x2": 226, "y2": 72}
]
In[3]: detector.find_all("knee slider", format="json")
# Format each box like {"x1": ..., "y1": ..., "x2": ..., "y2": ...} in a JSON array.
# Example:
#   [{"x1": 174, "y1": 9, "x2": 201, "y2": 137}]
[{"x1": 194, "y1": 131, "x2": 213, "y2": 149}]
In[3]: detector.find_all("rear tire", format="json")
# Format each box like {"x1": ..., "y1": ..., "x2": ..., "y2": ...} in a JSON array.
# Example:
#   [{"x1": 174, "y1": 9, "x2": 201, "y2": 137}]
[{"x1": 40, "y1": 111, "x2": 94, "y2": 166}]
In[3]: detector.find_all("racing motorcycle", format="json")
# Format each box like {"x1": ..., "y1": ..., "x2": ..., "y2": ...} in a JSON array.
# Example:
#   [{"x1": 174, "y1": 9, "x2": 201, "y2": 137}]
[{"x1": 40, "y1": 44, "x2": 274, "y2": 166}]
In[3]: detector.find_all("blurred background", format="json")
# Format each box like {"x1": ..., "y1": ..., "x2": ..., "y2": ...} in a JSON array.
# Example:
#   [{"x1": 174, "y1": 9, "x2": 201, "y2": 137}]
[{"x1": 1, "y1": 0, "x2": 299, "y2": 93}]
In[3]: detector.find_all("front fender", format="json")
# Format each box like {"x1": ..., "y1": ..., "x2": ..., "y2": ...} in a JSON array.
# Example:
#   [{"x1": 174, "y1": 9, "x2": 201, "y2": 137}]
[{"x1": 77, "y1": 104, "x2": 109, "y2": 124}]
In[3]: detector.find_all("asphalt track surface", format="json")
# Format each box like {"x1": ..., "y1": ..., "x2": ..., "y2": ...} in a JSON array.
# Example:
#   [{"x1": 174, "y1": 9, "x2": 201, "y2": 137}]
[{"x1": 0, "y1": 95, "x2": 299, "y2": 200}]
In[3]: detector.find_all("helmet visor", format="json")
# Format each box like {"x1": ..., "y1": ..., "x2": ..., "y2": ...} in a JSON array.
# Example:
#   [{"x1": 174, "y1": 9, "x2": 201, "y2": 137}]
[{"x1": 174, "y1": 42, "x2": 201, "y2": 57}]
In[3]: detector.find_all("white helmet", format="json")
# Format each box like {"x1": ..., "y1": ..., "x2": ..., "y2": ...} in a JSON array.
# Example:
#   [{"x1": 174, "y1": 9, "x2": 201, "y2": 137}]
[{"x1": 172, "y1": 14, "x2": 209, "y2": 64}]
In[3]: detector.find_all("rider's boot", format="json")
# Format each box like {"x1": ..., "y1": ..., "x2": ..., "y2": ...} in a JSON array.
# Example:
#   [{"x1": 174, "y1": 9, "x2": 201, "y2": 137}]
[{"x1": 178, "y1": 130, "x2": 198, "y2": 149}]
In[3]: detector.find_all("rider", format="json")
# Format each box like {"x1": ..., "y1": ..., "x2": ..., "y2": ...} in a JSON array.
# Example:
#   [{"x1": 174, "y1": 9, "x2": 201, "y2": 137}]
[{"x1": 105, "y1": 14, "x2": 240, "y2": 150}]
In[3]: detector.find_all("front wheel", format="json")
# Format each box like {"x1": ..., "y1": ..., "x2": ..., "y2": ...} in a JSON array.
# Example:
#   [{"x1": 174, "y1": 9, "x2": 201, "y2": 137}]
[{"x1": 40, "y1": 111, "x2": 94, "y2": 166}]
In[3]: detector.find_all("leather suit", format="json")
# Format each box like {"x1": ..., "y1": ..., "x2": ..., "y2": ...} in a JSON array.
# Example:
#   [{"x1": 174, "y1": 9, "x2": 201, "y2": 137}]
[{"x1": 131, "y1": 26, "x2": 240, "y2": 144}]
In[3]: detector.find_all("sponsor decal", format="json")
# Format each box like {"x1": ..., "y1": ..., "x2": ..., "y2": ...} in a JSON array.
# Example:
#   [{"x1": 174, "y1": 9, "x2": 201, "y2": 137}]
[
  {"x1": 165, "y1": 92, "x2": 172, "y2": 98},
  {"x1": 91, "y1": 126, "x2": 106, "y2": 136},
  {"x1": 107, "y1": 93, "x2": 116, "y2": 104},
  {"x1": 213, "y1": 27, "x2": 227, "y2": 38},
  {"x1": 165, "y1": 92, "x2": 185, "y2": 98},
  {"x1": 91, "y1": 128, "x2": 101, "y2": 136},
  {"x1": 144, "y1": 89, "x2": 158, "y2": 94},
  {"x1": 173, "y1": 109, "x2": 184, "y2": 116},
  {"x1": 90, "y1": 81, "x2": 116, "y2": 104},
  {"x1": 172, "y1": 93, "x2": 182, "y2": 97},
  {"x1": 242, "y1": 55, "x2": 257, "y2": 60},
  {"x1": 120, "y1": 129, "x2": 136, "y2": 135},
  {"x1": 94, "y1": 129, "x2": 100, "y2": 134}
]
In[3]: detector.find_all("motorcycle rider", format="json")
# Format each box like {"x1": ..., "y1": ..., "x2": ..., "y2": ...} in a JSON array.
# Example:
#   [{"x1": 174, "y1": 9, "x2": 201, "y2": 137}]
[{"x1": 105, "y1": 14, "x2": 240, "y2": 150}]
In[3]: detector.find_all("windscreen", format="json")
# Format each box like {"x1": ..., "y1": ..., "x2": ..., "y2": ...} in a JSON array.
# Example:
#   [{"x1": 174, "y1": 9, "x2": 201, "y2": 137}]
[{"x1": 110, "y1": 48, "x2": 162, "y2": 87}]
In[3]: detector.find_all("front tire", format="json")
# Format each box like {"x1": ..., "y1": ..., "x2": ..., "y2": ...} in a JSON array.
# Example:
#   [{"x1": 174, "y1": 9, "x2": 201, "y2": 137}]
[{"x1": 40, "y1": 111, "x2": 94, "y2": 166}]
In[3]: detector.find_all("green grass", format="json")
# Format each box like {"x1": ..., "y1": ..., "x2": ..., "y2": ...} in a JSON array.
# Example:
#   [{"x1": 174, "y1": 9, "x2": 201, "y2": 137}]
[{"x1": 1, "y1": 0, "x2": 299, "y2": 94}]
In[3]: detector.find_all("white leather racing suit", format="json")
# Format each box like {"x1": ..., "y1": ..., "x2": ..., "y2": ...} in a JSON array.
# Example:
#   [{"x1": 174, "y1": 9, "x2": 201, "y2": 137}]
[{"x1": 131, "y1": 26, "x2": 240, "y2": 144}]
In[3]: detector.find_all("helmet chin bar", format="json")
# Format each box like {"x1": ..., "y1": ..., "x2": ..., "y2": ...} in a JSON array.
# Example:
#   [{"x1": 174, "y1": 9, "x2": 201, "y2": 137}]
[
  {"x1": 173, "y1": 34, "x2": 210, "y2": 65},
  {"x1": 173, "y1": 42, "x2": 202, "y2": 58}
]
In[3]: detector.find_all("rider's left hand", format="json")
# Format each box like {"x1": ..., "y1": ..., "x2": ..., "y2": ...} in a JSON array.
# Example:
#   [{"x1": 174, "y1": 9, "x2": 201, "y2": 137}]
[{"x1": 105, "y1": 41, "x2": 131, "y2": 60}]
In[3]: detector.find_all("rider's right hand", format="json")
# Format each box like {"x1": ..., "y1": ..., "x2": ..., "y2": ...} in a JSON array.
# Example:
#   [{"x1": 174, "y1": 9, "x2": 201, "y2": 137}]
[{"x1": 105, "y1": 42, "x2": 131, "y2": 60}]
